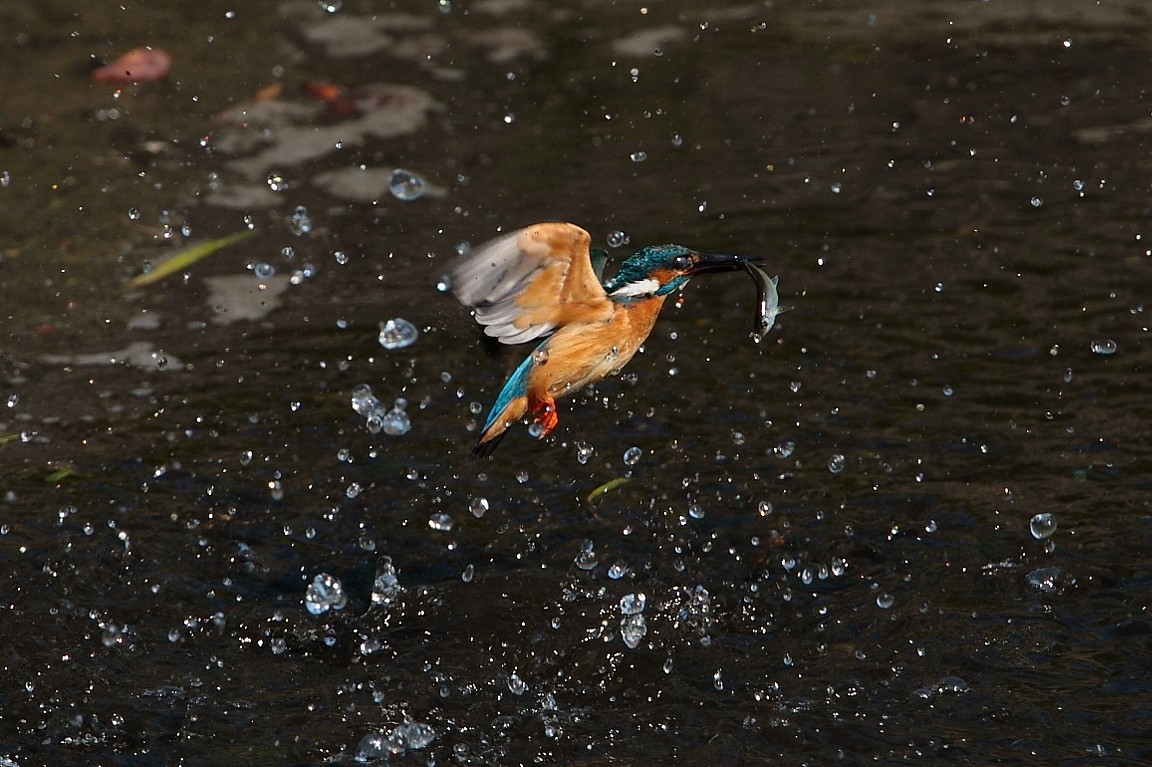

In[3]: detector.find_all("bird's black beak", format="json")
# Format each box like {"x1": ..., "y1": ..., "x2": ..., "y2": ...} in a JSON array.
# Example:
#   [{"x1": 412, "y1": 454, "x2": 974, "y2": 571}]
[{"x1": 686, "y1": 251, "x2": 756, "y2": 275}]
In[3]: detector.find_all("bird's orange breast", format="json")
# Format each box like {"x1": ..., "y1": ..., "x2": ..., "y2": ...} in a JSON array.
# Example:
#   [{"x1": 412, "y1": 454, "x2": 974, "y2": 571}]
[{"x1": 527, "y1": 295, "x2": 668, "y2": 399}]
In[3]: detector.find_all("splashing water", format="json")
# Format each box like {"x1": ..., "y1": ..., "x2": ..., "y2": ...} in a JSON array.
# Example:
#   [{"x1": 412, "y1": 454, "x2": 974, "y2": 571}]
[
  {"x1": 620, "y1": 613, "x2": 647, "y2": 649},
  {"x1": 371, "y1": 556, "x2": 403, "y2": 607},
  {"x1": 304, "y1": 573, "x2": 347, "y2": 615},
  {"x1": 389, "y1": 169, "x2": 426, "y2": 201},
  {"x1": 1029, "y1": 512, "x2": 1057, "y2": 540},
  {"x1": 378, "y1": 318, "x2": 419, "y2": 350}
]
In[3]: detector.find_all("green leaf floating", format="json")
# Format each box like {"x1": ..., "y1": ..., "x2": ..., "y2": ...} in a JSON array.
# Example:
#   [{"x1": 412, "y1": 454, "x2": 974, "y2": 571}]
[
  {"x1": 586, "y1": 476, "x2": 630, "y2": 503},
  {"x1": 126, "y1": 229, "x2": 258, "y2": 288}
]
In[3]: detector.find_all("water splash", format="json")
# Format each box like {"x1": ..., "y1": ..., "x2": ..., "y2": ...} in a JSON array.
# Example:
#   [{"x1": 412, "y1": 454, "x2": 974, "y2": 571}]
[
  {"x1": 378, "y1": 318, "x2": 419, "y2": 350},
  {"x1": 389, "y1": 169, "x2": 426, "y2": 201},
  {"x1": 1029, "y1": 512, "x2": 1057, "y2": 540},
  {"x1": 304, "y1": 573, "x2": 347, "y2": 615}
]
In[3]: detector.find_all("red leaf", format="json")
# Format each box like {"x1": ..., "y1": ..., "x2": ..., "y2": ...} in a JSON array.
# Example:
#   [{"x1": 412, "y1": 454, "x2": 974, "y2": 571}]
[{"x1": 92, "y1": 47, "x2": 172, "y2": 84}]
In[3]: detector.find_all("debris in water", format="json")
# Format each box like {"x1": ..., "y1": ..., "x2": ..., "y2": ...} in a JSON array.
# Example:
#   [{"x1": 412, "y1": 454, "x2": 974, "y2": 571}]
[
  {"x1": 92, "y1": 47, "x2": 171, "y2": 84},
  {"x1": 586, "y1": 476, "x2": 629, "y2": 503},
  {"x1": 126, "y1": 229, "x2": 259, "y2": 288}
]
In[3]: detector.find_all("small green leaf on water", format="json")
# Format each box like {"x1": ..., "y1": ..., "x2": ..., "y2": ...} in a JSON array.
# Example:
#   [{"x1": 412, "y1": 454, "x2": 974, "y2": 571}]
[
  {"x1": 45, "y1": 466, "x2": 77, "y2": 483},
  {"x1": 126, "y1": 228, "x2": 259, "y2": 288},
  {"x1": 0, "y1": 433, "x2": 19, "y2": 446},
  {"x1": 586, "y1": 476, "x2": 630, "y2": 503}
]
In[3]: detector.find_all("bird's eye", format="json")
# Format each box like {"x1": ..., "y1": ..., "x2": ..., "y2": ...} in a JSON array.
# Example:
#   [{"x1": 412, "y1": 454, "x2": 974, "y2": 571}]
[{"x1": 673, "y1": 255, "x2": 691, "y2": 269}]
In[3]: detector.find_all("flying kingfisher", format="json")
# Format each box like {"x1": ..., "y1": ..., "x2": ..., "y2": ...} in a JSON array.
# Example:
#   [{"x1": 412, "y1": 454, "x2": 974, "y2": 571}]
[{"x1": 444, "y1": 222, "x2": 767, "y2": 457}]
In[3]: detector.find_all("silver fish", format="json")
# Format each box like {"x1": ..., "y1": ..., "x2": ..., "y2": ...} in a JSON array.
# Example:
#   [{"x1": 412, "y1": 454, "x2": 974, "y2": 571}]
[{"x1": 744, "y1": 261, "x2": 789, "y2": 338}]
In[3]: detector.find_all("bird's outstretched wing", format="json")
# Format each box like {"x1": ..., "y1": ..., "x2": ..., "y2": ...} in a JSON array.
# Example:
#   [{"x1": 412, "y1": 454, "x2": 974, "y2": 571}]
[{"x1": 445, "y1": 222, "x2": 614, "y2": 345}]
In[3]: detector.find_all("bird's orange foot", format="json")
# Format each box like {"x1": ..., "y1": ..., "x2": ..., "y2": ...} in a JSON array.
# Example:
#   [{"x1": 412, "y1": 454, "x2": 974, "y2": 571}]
[{"x1": 530, "y1": 396, "x2": 559, "y2": 438}]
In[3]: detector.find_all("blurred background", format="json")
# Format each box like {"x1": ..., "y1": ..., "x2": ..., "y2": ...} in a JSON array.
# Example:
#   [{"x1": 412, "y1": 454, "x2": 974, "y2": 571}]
[{"x1": 1, "y1": 1, "x2": 1150, "y2": 764}]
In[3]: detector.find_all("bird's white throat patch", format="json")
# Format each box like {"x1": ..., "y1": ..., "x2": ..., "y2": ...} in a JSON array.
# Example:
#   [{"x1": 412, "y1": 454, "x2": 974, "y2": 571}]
[{"x1": 609, "y1": 277, "x2": 661, "y2": 298}]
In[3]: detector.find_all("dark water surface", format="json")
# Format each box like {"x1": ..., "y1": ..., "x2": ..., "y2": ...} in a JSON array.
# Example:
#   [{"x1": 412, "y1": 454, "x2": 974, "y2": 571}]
[{"x1": 2, "y1": 1, "x2": 1151, "y2": 764}]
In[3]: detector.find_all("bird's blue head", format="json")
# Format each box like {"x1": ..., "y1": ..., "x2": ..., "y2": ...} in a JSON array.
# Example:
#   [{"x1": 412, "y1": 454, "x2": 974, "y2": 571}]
[{"x1": 603, "y1": 244, "x2": 748, "y2": 300}]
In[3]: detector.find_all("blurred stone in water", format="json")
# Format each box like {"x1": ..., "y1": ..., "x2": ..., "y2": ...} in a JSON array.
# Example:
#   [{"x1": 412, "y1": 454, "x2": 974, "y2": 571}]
[
  {"x1": 304, "y1": 573, "x2": 347, "y2": 615},
  {"x1": 1029, "y1": 512, "x2": 1057, "y2": 540},
  {"x1": 378, "y1": 318, "x2": 419, "y2": 350},
  {"x1": 389, "y1": 169, "x2": 426, "y2": 201}
]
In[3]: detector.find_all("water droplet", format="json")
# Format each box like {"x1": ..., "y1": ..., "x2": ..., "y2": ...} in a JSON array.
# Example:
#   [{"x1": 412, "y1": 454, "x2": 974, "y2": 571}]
[
  {"x1": 318, "y1": 0, "x2": 342, "y2": 11},
  {"x1": 372, "y1": 556, "x2": 403, "y2": 606},
  {"x1": 574, "y1": 539, "x2": 598, "y2": 570},
  {"x1": 266, "y1": 172, "x2": 288, "y2": 192},
  {"x1": 389, "y1": 169, "x2": 426, "y2": 201},
  {"x1": 827, "y1": 453, "x2": 846, "y2": 474},
  {"x1": 101, "y1": 623, "x2": 124, "y2": 648},
  {"x1": 252, "y1": 262, "x2": 275, "y2": 280},
  {"x1": 731, "y1": 430, "x2": 745, "y2": 445},
  {"x1": 0, "y1": 170, "x2": 10, "y2": 188},
  {"x1": 1029, "y1": 512, "x2": 1057, "y2": 540},
  {"x1": 697, "y1": 200, "x2": 708, "y2": 213},
  {"x1": 388, "y1": 720, "x2": 436, "y2": 753},
  {"x1": 876, "y1": 593, "x2": 895, "y2": 609},
  {"x1": 6, "y1": 393, "x2": 18, "y2": 409},
  {"x1": 773, "y1": 440, "x2": 795, "y2": 458},
  {"x1": 1030, "y1": 196, "x2": 1044, "y2": 208},
  {"x1": 380, "y1": 398, "x2": 411, "y2": 436},
  {"x1": 575, "y1": 441, "x2": 595, "y2": 465},
  {"x1": 461, "y1": 563, "x2": 474, "y2": 582},
  {"x1": 437, "y1": 0, "x2": 452, "y2": 13},
  {"x1": 454, "y1": 240, "x2": 471, "y2": 256},
  {"x1": 333, "y1": 250, "x2": 348, "y2": 265},
  {"x1": 304, "y1": 573, "x2": 347, "y2": 615},
  {"x1": 532, "y1": 347, "x2": 550, "y2": 365},
  {"x1": 630, "y1": 151, "x2": 648, "y2": 163},
  {"x1": 428, "y1": 512, "x2": 453, "y2": 531},
  {"x1": 606, "y1": 230, "x2": 628, "y2": 248},
  {"x1": 289, "y1": 205, "x2": 311, "y2": 235},
  {"x1": 620, "y1": 592, "x2": 647, "y2": 615},
  {"x1": 508, "y1": 673, "x2": 528, "y2": 695},
  {"x1": 688, "y1": 503, "x2": 704, "y2": 519},
  {"x1": 622, "y1": 446, "x2": 642, "y2": 466},
  {"x1": 469, "y1": 496, "x2": 489, "y2": 518},
  {"x1": 127, "y1": 208, "x2": 141, "y2": 221},
  {"x1": 345, "y1": 482, "x2": 362, "y2": 499},
  {"x1": 934, "y1": 675, "x2": 969, "y2": 694},
  {"x1": 1090, "y1": 339, "x2": 1117, "y2": 355},
  {"x1": 670, "y1": 132, "x2": 683, "y2": 147},
  {"x1": 378, "y1": 318, "x2": 419, "y2": 350},
  {"x1": 757, "y1": 500, "x2": 773, "y2": 516},
  {"x1": 620, "y1": 613, "x2": 647, "y2": 649}
]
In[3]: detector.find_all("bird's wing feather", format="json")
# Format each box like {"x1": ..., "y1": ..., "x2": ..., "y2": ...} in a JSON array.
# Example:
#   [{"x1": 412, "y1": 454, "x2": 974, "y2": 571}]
[{"x1": 446, "y1": 222, "x2": 613, "y2": 344}]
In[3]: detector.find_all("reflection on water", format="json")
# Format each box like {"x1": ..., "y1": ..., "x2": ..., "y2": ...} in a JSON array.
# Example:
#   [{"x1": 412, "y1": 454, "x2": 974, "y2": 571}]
[{"x1": 2, "y1": 1, "x2": 1152, "y2": 764}]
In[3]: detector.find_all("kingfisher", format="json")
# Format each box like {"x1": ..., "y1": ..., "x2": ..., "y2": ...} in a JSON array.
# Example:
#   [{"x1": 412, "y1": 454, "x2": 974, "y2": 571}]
[{"x1": 444, "y1": 222, "x2": 765, "y2": 457}]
